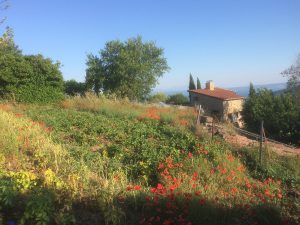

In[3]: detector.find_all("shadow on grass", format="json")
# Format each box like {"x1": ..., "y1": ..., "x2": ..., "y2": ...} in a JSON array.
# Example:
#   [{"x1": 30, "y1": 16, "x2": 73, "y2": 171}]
[
  {"x1": 2, "y1": 188, "x2": 295, "y2": 225},
  {"x1": 121, "y1": 192, "x2": 290, "y2": 225},
  {"x1": 0, "y1": 190, "x2": 104, "y2": 225}
]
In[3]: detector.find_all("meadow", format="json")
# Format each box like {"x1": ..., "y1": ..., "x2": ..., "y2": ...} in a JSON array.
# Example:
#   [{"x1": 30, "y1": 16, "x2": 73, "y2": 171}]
[{"x1": 0, "y1": 95, "x2": 299, "y2": 225}]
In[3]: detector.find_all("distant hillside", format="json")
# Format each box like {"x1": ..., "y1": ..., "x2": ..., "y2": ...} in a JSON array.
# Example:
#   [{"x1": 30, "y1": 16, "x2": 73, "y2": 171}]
[
  {"x1": 154, "y1": 82, "x2": 287, "y2": 97},
  {"x1": 230, "y1": 83, "x2": 287, "y2": 97}
]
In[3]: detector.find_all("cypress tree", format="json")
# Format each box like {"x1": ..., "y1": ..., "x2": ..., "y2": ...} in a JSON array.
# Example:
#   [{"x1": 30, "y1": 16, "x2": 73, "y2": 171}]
[
  {"x1": 189, "y1": 74, "x2": 196, "y2": 90},
  {"x1": 196, "y1": 77, "x2": 201, "y2": 89},
  {"x1": 249, "y1": 82, "x2": 256, "y2": 97}
]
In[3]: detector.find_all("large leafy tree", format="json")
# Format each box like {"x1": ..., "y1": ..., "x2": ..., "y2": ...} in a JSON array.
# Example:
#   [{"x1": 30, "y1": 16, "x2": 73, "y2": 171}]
[
  {"x1": 166, "y1": 93, "x2": 189, "y2": 105},
  {"x1": 281, "y1": 54, "x2": 300, "y2": 96},
  {"x1": 0, "y1": 28, "x2": 64, "y2": 102},
  {"x1": 85, "y1": 54, "x2": 103, "y2": 95},
  {"x1": 64, "y1": 79, "x2": 86, "y2": 96},
  {"x1": 242, "y1": 84, "x2": 300, "y2": 145},
  {"x1": 85, "y1": 36, "x2": 169, "y2": 100}
]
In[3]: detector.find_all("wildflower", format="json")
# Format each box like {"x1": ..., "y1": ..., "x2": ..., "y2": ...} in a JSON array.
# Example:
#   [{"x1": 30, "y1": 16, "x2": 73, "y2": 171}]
[
  {"x1": 221, "y1": 168, "x2": 227, "y2": 174},
  {"x1": 199, "y1": 198, "x2": 205, "y2": 205},
  {"x1": 231, "y1": 187, "x2": 237, "y2": 194},
  {"x1": 163, "y1": 219, "x2": 173, "y2": 225},
  {"x1": 134, "y1": 185, "x2": 142, "y2": 190},
  {"x1": 126, "y1": 186, "x2": 133, "y2": 191},
  {"x1": 158, "y1": 163, "x2": 164, "y2": 169},
  {"x1": 192, "y1": 172, "x2": 198, "y2": 181},
  {"x1": 227, "y1": 176, "x2": 233, "y2": 182},
  {"x1": 203, "y1": 150, "x2": 208, "y2": 155},
  {"x1": 157, "y1": 183, "x2": 164, "y2": 190},
  {"x1": 150, "y1": 188, "x2": 157, "y2": 193},
  {"x1": 227, "y1": 154, "x2": 234, "y2": 162},
  {"x1": 194, "y1": 191, "x2": 201, "y2": 196},
  {"x1": 265, "y1": 189, "x2": 270, "y2": 196}
]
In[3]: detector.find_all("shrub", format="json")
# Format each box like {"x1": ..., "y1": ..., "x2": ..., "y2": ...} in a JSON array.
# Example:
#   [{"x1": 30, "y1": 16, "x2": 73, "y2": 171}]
[
  {"x1": 166, "y1": 93, "x2": 189, "y2": 105},
  {"x1": 0, "y1": 29, "x2": 64, "y2": 103},
  {"x1": 147, "y1": 92, "x2": 168, "y2": 103}
]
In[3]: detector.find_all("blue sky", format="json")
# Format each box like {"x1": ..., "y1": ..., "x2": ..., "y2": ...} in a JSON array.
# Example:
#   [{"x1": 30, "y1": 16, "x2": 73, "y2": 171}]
[{"x1": 1, "y1": 0, "x2": 300, "y2": 90}]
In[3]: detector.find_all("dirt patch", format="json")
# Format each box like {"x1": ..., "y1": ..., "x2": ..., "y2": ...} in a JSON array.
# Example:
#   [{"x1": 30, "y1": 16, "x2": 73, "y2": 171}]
[{"x1": 222, "y1": 131, "x2": 299, "y2": 156}]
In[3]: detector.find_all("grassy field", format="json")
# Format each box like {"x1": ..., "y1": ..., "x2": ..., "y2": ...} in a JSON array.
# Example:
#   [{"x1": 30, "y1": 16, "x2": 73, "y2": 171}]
[{"x1": 0, "y1": 96, "x2": 299, "y2": 225}]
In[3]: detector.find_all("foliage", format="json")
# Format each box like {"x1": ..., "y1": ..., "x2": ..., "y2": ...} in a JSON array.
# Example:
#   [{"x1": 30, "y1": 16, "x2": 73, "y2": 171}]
[
  {"x1": 196, "y1": 77, "x2": 201, "y2": 89},
  {"x1": 147, "y1": 92, "x2": 168, "y2": 103},
  {"x1": 64, "y1": 79, "x2": 86, "y2": 96},
  {"x1": 85, "y1": 36, "x2": 169, "y2": 100},
  {"x1": 189, "y1": 73, "x2": 196, "y2": 90},
  {"x1": 0, "y1": 28, "x2": 64, "y2": 103},
  {"x1": 85, "y1": 54, "x2": 103, "y2": 95},
  {"x1": 166, "y1": 93, "x2": 189, "y2": 105},
  {"x1": 281, "y1": 54, "x2": 300, "y2": 96},
  {"x1": 0, "y1": 101, "x2": 299, "y2": 225},
  {"x1": 242, "y1": 85, "x2": 300, "y2": 145}
]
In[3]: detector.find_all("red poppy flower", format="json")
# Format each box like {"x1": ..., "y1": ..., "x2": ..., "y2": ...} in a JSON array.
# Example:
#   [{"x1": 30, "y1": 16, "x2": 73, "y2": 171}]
[
  {"x1": 134, "y1": 185, "x2": 142, "y2": 190},
  {"x1": 199, "y1": 198, "x2": 205, "y2": 205}
]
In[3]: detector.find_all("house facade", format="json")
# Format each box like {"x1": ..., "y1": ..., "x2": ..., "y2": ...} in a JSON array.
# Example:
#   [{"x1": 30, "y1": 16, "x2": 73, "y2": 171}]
[{"x1": 188, "y1": 81, "x2": 244, "y2": 122}]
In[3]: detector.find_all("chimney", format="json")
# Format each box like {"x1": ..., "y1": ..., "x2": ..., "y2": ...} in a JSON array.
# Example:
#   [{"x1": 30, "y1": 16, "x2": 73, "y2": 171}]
[{"x1": 206, "y1": 80, "x2": 214, "y2": 91}]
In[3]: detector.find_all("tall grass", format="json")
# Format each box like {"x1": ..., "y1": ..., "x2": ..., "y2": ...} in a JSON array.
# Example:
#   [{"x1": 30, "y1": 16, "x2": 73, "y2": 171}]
[
  {"x1": 0, "y1": 102, "x2": 299, "y2": 225},
  {"x1": 60, "y1": 93, "x2": 196, "y2": 126},
  {"x1": 0, "y1": 110, "x2": 129, "y2": 225}
]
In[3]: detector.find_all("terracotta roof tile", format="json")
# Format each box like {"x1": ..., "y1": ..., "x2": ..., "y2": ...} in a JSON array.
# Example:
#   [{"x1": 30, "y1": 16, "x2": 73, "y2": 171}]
[{"x1": 188, "y1": 88, "x2": 244, "y2": 100}]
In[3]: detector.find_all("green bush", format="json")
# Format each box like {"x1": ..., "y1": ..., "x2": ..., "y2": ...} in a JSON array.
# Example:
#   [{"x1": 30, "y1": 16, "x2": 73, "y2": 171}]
[
  {"x1": 242, "y1": 85, "x2": 300, "y2": 145},
  {"x1": 147, "y1": 92, "x2": 168, "y2": 103},
  {"x1": 166, "y1": 93, "x2": 189, "y2": 105},
  {"x1": 11, "y1": 85, "x2": 64, "y2": 103},
  {"x1": 0, "y1": 28, "x2": 64, "y2": 103}
]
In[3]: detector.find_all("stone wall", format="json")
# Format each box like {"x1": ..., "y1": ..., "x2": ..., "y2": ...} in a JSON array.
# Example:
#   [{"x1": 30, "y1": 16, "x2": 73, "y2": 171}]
[
  {"x1": 189, "y1": 92, "x2": 244, "y2": 121},
  {"x1": 190, "y1": 92, "x2": 224, "y2": 115},
  {"x1": 222, "y1": 99, "x2": 244, "y2": 121}
]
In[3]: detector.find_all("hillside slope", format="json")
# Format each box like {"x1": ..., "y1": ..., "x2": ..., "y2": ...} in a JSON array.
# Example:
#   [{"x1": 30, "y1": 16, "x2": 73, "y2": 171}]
[{"x1": 0, "y1": 99, "x2": 299, "y2": 225}]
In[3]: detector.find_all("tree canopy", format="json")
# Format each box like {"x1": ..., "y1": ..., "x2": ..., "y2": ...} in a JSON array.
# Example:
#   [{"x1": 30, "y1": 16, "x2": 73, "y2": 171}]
[
  {"x1": 85, "y1": 36, "x2": 169, "y2": 100},
  {"x1": 64, "y1": 80, "x2": 87, "y2": 96},
  {"x1": 0, "y1": 28, "x2": 64, "y2": 103},
  {"x1": 166, "y1": 93, "x2": 189, "y2": 105},
  {"x1": 281, "y1": 54, "x2": 300, "y2": 96},
  {"x1": 242, "y1": 84, "x2": 300, "y2": 145}
]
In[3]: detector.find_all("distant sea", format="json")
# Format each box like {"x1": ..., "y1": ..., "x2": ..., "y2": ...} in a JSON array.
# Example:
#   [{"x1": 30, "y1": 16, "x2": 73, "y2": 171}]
[{"x1": 154, "y1": 83, "x2": 287, "y2": 97}]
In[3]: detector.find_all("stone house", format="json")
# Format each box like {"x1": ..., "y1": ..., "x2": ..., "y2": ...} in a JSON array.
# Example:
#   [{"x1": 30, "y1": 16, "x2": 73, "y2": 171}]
[{"x1": 188, "y1": 81, "x2": 244, "y2": 122}]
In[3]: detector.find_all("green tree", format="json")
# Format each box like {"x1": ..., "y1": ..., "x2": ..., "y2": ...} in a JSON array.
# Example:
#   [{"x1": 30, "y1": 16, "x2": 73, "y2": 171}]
[
  {"x1": 166, "y1": 93, "x2": 189, "y2": 105},
  {"x1": 189, "y1": 74, "x2": 196, "y2": 90},
  {"x1": 147, "y1": 92, "x2": 168, "y2": 103},
  {"x1": 85, "y1": 36, "x2": 169, "y2": 100},
  {"x1": 196, "y1": 77, "x2": 201, "y2": 89},
  {"x1": 64, "y1": 80, "x2": 86, "y2": 96},
  {"x1": 242, "y1": 86, "x2": 300, "y2": 145},
  {"x1": 0, "y1": 29, "x2": 64, "y2": 103},
  {"x1": 281, "y1": 54, "x2": 300, "y2": 96},
  {"x1": 85, "y1": 54, "x2": 103, "y2": 95},
  {"x1": 249, "y1": 82, "x2": 256, "y2": 97}
]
